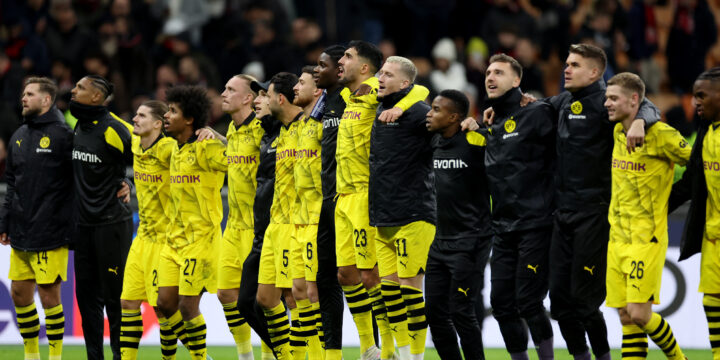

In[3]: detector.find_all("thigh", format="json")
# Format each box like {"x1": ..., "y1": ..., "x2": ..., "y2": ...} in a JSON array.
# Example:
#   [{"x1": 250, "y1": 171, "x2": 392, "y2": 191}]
[
  {"x1": 291, "y1": 225, "x2": 306, "y2": 281},
  {"x1": 700, "y1": 232, "x2": 720, "y2": 294},
  {"x1": 626, "y1": 240, "x2": 666, "y2": 305},
  {"x1": 396, "y1": 221, "x2": 435, "y2": 279},
  {"x1": 570, "y1": 211, "x2": 609, "y2": 289},
  {"x1": 300, "y1": 224, "x2": 320, "y2": 281},
  {"x1": 346, "y1": 192, "x2": 377, "y2": 270},
  {"x1": 178, "y1": 230, "x2": 220, "y2": 296},
  {"x1": 515, "y1": 228, "x2": 551, "y2": 298},
  {"x1": 158, "y1": 244, "x2": 181, "y2": 288},
  {"x1": 375, "y1": 227, "x2": 398, "y2": 278},
  {"x1": 121, "y1": 239, "x2": 148, "y2": 302},
  {"x1": 218, "y1": 227, "x2": 254, "y2": 290},
  {"x1": 258, "y1": 224, "x2": 278, "y2": 286},
  {"x1": 605, "y1": 241, "x2": 628, "y2": 309},
  {"x1": 274, "y1": 224, "x2": 294, "y2": 289},
  {"x1": 9, "y1": 249, "x2": 37, "y2": 282},
  {"x1": 490, "y1": 235, "x2": 517, "y2": 306},
  {"x1": 425, "y1": 247, "x2": 452, "y2": 311},
  {"x1": 334, "y1": 195, "x2": 357, "y2": 268}
]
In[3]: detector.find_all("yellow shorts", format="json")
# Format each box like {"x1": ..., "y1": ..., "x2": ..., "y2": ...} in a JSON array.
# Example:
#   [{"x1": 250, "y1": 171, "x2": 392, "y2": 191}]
[
  {"x1": 259, "y1": 223, "x2": 294, "y2": 288},
  {"x1": 700, "y1": 231, "x2": 720, "y2": 293},
  {"x1": 157, "y1": 231, "x2": 220, "y2": 296},
  {"x1": 217, "y1": 227, "x2": 254, "y2": 290},
  {"x1": 121, "y1": 238, "x2": 164, "y2": 306},
  {"x1": 295, "y1": 224, "x2": 319, "y2": 281},
  {"x1": 9, "y1": 246, "x2": 68, "y2": 284},
  {"x1": 335, "y1": 192, "x2": 377, "y2": 269},
  {"x1": 376, "y1": 221, "x2": 435, "y2": 278},
  {"x1": 606, "y1": 238, "x2": 667, "y2": 308}
]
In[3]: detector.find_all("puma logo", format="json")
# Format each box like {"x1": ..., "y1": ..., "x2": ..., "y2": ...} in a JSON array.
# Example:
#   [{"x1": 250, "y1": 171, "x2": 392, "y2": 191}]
[
  {"x1": 185, "y1": 279, "x2": 193, "y2": 286},
  {"x1": 527, "y1": 264, "x2": 539, "y2": 274},
  {"x1": 280, "y1": 270, "x2": 288, "y2": 277},
  {"x1": 457, "y1": 287, "x2": 470, "y2": 297},
  {"x1": 16, "y1": 139, "x2": 22, "y2": 147},
  {"x1": 583, "y1": 266, "x2": 595, "y2": 275},
  {"x1": 399, "y1": 260, "x2": 407, "y2": 269},
  {"x1": 49, "y1": 343, "x2": 55, "y2": 348},
  {"x1": 409, "y1": 333, "x2": 417, "y2": 340},
  {"x1": 39, "y1": 268, "x2": 47, "y2": 274},
  {"x1": 390, "y1": 326, "x2": 398, "y2": 333},
  {"x1": 108, "y1": 267, "x2": 118, "y2": 275},
  {"x1": 632, "y1": 284, "x2": 640, "y2": 291},
  {"x1": 305, "y1": 264, "x2": 312, "y2": 270},
  {"x1": 358, "y1": 252, "x2": 367, "y2": 259}
]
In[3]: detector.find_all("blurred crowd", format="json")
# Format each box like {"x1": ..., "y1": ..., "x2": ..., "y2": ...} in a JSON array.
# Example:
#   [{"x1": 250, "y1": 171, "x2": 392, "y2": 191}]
[{"x1": 1, "y1": 0, "x2": 719, "y2": 171}]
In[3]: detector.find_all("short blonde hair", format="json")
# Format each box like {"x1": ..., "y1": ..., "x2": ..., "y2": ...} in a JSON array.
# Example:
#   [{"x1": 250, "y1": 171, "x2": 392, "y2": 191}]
[
  {"x1": 384, "y1": 56, "x2": 417, "y2": 83},
  {"x1": 607, "y1": 72, "x2": 645, "y2": 103}
]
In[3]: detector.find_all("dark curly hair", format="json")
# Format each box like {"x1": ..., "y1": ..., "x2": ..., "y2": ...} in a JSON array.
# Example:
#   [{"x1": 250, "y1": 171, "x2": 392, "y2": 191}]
[{"x1": 165, "y1": 85, "x2": 211, "y2": 131}]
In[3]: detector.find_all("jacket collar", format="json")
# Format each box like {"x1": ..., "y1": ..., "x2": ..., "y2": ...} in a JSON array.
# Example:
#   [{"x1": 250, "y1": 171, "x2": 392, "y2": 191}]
[
  {"x1": 378, "y1": 85, "x2": 413, "y2": 108},
  {"x1": 68, "y1": 100, "x2": 109, "y2": 123},
  {"x1": 24, "y1": 105, "x2": 62, "y2": 126},
  {"x1": 486, "y1": 87, "x2": 522, "y2": 118},
  {"x1": 571, "y1": 79, "x2": 605, "y2": 100}
]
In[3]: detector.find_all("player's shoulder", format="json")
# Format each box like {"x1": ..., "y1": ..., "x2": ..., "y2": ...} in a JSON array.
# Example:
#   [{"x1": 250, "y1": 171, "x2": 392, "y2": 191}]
[{"x1": 465, "y1": 130, "x2": 487, "y2": 147}]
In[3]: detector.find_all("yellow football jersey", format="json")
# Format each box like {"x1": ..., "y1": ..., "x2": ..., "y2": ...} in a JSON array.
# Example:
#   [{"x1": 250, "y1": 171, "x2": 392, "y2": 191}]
[
  {"x1": 270, "y1": 120, "x2": 300, "y2": 224},
  {"x1": 704, "y1": 122, "x2": 720, "y2": 239},
  {"x1": 167, "y1": 138, "x2": 228, "y2": 248},
  {"x1": 336, "y1": 80, "x2": 429, "y2": 194},
  {"x1": 294, "y1": 115, "x2": 323, "y2": 225},
  {"x1": 226, "y1": 115, "x2": 265, "y2": 230},
  {"x1": 133, "y1": 136, "x2": 176, "y2": 244},
  {"x1": 609, "y1": 122, "x2": 691, "y2": 244}
]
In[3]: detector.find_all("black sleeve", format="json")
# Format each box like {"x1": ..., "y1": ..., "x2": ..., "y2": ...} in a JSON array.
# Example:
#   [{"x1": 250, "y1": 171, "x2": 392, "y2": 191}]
[
  {"x1": 0, "y1": 142, "x2": 15, "y2": 234},
  {"x1": 669, "y1": 142, "x2": 701, "y2": 213},
  {"x1": 637, "y1": 98, "x2": 661, "y2": 128}
]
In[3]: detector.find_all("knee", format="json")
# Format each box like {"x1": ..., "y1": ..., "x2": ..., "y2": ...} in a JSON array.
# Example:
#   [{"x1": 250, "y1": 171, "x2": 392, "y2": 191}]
[
  {"x1": 156, "y1": 295, "x2": 176, "y2": 317},
  {"x1": 306, "y1": 286, "x2": 319, "y2": 303},
  {"x1": 217, "y1": 290, "x2": 237, "y2": 305},
  {"x1": 628, "y1": 311, "x2": 650, "y2": 327},
  {"x1": 617, "y1": 308, "x2": 633, "y2": 326},
  {"x1": 337, "y1": 267, "x2": 356, "y2": 286},
  {"x1": 517, "y1": 298, "x2": 546, "y2": 319},
  {"x1": 360, "y1": 271, "x2": 378, "y2": 289}
]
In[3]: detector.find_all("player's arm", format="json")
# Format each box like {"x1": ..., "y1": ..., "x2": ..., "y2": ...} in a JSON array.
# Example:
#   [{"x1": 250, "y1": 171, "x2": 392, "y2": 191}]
[
  {"x1": 660, "y1": 127, "x2": 693, "y2": 167},
  {"x1": 197, "y1": 126, "x2": 227, "y2": 144},
  {"x1": 197, "y1": 140, "x2": 229, "y2": 172},
  {"x1": 379, "y1": 85, "x2": 430, "y2": 123},
  {"x1": 0, "y1": 143, "x2": 15, "y2": 244},
  {"x1": 625, "y1": 98, "x2": 661, "y2": 152},
  {"x1": 106, "y1": 121, "x2": 135, "y2": 202}
]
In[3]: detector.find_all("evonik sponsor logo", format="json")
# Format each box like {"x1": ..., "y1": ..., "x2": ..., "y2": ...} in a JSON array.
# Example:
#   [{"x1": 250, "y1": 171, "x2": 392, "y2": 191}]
[
  {"x1": 228, "y1": 155, "x2": 257, "y2": 164},
  {"x1": 434, "y1": 159, "x2": 468, "y2": 169},
  {"x1": 134, "y1": 171, "x2": 163, "y2": 183},
  {"x1": 296, "y1": 149, "x2": 318, "y2": 159},
  {"x1": 72, "y1": 150, "x2": 102, "y2": 163},
  {"x1": 705, "y1": 161, "x2": 720, "y2": 171},
  {"x1": 612, "y1": 158, "x2": 646, "y2": 172},
  {"x1": 170, "y1": 175, "x2": 201, "y2": 183},
  {"x1": 341, "y1": 111, "x2": 362, "y2": 120}
]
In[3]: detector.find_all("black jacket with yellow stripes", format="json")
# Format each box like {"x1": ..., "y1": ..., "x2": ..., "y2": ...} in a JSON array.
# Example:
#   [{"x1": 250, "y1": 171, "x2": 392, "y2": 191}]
[
  {"x1": 484, "y1": 87, "x2": 556, "y2": 233},
  {"x1": 70, "y1": 101, "x2": 133, "y2": 225},
  {"x1": 369, "y1": 86, "x2": 435, "y2": 227},
  {"x1": 0, "y1": 106, "x2": 75, "y2": 251}
]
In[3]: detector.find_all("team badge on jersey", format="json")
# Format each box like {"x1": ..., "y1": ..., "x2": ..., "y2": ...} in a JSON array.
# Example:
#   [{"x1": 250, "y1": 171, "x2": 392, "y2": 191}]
[
  {"x1": 40, "y1": 136, "x2": 50, "y2": 148},
  {"x1": 504, "y1": 118, "x2": 516, "y2": 133},
  {"x1": 571, "y1": 101, "x2": 583, "y2": 115}
]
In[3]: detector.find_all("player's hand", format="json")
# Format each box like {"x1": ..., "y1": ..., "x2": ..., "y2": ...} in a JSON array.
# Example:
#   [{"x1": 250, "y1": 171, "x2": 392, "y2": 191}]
[
  {"x1": 626, "y1": 119, "x2": 646, "y2": 153},
  {"x1": 461, "y1": 117, "x2": 480, "y2": 131},
  {"x1": 196, "y1": 127, "x2": 217, "y2": 141},
  {"x1": 0, "y1": 233, "x2": 10, "y2": 245},
  {"x1": 520, "y1": 93, "x2": 537, "y2": 107},
  {"x1": 379, "y1": 107, "x2": 403, "y2": 123},
  {"x1": 117, "y1": 181, "x2": 131, "y2": 204},
  {"x1": 483, "y1": 108, "x2": 495, "y2": 126}
]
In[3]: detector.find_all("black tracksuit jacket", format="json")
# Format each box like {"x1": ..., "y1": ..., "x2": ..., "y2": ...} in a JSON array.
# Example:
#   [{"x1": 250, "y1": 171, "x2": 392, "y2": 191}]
[
  {"x1": 483, "y1": 87, "x2": 556, "y2": 233},
  {"x1": 0, "y1": 106, "x2": 75, "y2": 251},
  {"x1": 369, "y1": 86, "x2": 435, "y2": 227}
]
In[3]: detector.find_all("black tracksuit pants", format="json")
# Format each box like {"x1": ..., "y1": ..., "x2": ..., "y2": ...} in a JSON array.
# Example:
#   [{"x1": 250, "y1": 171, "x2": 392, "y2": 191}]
[
  {"x1": 549, "y1": 209, "x2": 610, "y2": 357},
  {"x1": 315, "y1": 197, "x2": 343, "y2": 350},
  {"x1": 238, "y1": 246, "x2": 272, "y2": 346},
  {"x1": 74, "y1": 220, "x2": 132, "y2": 360},
  {"x1": 490, "y1": 227, "x2": 554, "y2": 353},
  {"x1": 426, "y1": 235, "x2": 492, "y2": 360}
]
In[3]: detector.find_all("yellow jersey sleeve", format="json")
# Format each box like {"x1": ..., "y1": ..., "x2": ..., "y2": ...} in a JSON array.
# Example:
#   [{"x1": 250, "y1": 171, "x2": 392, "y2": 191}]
[
  {"x1": 226, "y1": 118, "x2": 265, "y2": 230},
  {"x1": 132, "y1": 136, "x2": 176, "y2": 244},
  {"x1": 394, "y1": 85, "x2": 430, "y2": 111},
  {"x1": 196, "y1": 139, "x2": 228, "y2": 172},
  {"x1": 654, "y1": 123, "x2": 691, "y2": 167},
  {"x1": 167, "y1": 140, "x2": 226, "y2": 248},
  {"x1": 608, "y1": 122, "x2": 682, "y2": 245},
  {"x1": 703, "y1": 122, "x2": 720, "y2": 239},
  {"x1": 271, "y1": 121, "x2": 300, "y2": 224},
  {"x1": 466, "y1": 131, "x2": 487, "y2": 147},
  {"x1": 294, "y1": 116, "x2": 324, "y2": 225}
]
